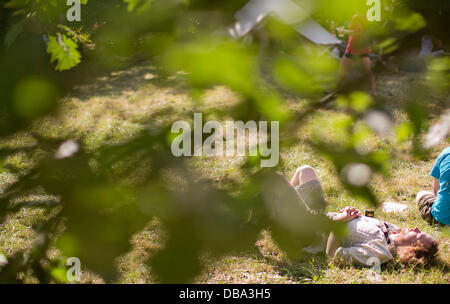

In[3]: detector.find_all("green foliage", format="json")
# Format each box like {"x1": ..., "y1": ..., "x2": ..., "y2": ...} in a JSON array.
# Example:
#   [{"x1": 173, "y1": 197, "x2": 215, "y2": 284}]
[
  {"x1": 12, "y1": 77, "x2": 59, "y2": 119},
  {"x1": 336, "y1": 92, "x2": 372, "y2": 113},
  {"x1": 3, "y1": 18, "x2": 26, "y2": 48},
  {"x1": 124, "y1": 0, "x2": 153, "y2": 12},
  {"x1": 427, "y1": 57, "x2": 450, "y2": 93},
  {"x1": 47, "y1": 33, "x2": 81, "y2": 71}
]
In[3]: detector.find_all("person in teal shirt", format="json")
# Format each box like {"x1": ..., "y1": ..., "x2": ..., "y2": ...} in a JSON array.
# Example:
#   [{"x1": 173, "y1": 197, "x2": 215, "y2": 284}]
[{"x1": 416, "y1": 147, "x2": 450, "y2": 225}]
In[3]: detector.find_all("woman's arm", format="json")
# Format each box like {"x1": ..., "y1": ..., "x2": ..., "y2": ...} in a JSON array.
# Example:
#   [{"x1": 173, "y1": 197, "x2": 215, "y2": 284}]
[
  {"x1": 326, "y1": 206, "x2": 361, "y2": 258},
  {"x1": 433, "y1": 177, "x2": 440, "y2": 196},
  {"x1": 326, "y1": 232, "x2": 341, "y2": 258}
]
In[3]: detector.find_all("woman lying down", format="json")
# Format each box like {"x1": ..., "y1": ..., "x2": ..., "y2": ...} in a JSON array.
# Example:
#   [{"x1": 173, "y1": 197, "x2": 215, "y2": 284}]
[{"x1": 288, "y1": 165, "x2": 439, "y2": 266}]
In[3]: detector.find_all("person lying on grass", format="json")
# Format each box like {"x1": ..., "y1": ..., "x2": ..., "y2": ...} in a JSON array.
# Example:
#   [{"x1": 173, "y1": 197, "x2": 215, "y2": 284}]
[
  {"x1": 325, "y1": 206, "x2": 438, "y2": 266},
  {"x1": 288, "y1": 165, "x2": 439, "y2": 267},
  {"x1": 416, "y1": 146, "x2": 450, "y2": 226}
]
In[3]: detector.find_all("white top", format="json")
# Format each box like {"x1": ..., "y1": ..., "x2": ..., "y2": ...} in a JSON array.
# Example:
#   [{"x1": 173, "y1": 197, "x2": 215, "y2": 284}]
[{"x1": 327, "y1": 213, "x2": 400, "y2": 266}]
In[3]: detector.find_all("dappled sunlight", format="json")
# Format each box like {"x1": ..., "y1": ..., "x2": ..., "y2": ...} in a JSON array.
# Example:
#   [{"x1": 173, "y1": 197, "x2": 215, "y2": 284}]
[{"x1": 0, "y1": 0, "x2": 448, "y2": 285}]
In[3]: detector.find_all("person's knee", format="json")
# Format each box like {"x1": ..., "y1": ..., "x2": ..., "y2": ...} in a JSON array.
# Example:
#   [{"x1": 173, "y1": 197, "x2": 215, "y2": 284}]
[
  {"x1": 297, "y1": 165, "x2": 318, "y2": 184},
  {"x1": 296, "y1": 165, "x2": 314, "y2": 177},
  {"x1": 297, "y1": 165, "x2": 313, "y2": 172}
]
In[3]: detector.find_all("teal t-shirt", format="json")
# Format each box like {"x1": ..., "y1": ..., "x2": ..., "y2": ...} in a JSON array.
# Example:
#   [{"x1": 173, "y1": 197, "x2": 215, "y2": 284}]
[{"x1": 431, "y1": 147, "x2": 450, "y2": 225}]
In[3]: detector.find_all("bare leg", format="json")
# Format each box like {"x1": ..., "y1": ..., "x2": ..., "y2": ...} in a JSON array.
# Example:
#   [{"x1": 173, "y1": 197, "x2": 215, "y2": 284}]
[
  {"x1": 338, "y1": 56, "x2": 352, "y2": 86},
  {"x1": 326, "y1": 232, "x2": 340, "y2": 258},
  {"x1": 361, "y1": 56, "x2": 377, "y2": 96},
  {"x1": 290, "y1": 165, "x2": 320, "y2": 188}
]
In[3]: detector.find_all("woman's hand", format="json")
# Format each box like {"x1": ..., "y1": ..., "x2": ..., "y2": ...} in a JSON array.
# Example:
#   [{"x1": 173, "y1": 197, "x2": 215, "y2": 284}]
[{"x1": 334, "y1": 206, "x2": 362, "y2": 222}]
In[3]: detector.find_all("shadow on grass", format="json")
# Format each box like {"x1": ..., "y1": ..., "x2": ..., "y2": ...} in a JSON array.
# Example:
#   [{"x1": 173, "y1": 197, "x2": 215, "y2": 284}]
[
  {"x1": 275, "y1": 254, "x2": 329, "y2": 283},
  {"x1": 66, "y1": 63, "x2": 190, "y2": 100},
  {"x1": 254, "y1": 245, "x2": 329, "y2": 283}
]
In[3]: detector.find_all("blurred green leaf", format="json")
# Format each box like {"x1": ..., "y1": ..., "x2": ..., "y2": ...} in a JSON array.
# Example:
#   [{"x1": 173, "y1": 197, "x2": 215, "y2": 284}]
[
  {"x1": 12, "y1": 77, "x2": 59, "y2": 119},
  {"x1": 273, "y1": 58, "x2": 321, "y2": 94},
  {"x1": 124, "y1": 0, "x2": 153, "y2": 12},
  {"x1": 51, "y1": 267, "x2": 69, "y2": 283},
  {"x1": 254, "y1": 92, "x2": 292, "y2": 123},
  {"x1": 163, "y1": 39, "x2": 255, "y2": 94},
  {"x1": 395, "y1": 122, "x2": 413, "y2": 143},
  {"x1": 394, "y1": 11, "x2": 426, "y2": 32},
  {"x1": 337, "y1": 92, "x2": 372, "y2": 113},
  {"x1": 56, "y1": 234, "x2": 80, "y2": 258},
  {"x1": 3, "y1": 18, "x2": 25, "y2": 48},
  {"x1": 426, "y1": 57, "x2": 450, "y2": 93},
  {"x1": 47, "y1": 33, "x2": 81, "y2": 71}
]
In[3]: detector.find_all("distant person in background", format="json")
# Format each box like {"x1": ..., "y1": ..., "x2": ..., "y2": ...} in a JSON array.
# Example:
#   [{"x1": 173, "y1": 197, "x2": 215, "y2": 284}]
[
  {"x1": 416, "y1": 147, "x2": 450, "y2": 226},
  {"x1": 419, "y1": 35, "x2": 445, "y2": 57},
  {"x1": 338, "y1": 11, "x2": 377, "y2": 96}
]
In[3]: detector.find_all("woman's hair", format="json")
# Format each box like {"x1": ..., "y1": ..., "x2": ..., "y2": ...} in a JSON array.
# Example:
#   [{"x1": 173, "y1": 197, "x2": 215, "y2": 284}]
[{"x1": 396, "y1": 240, "x2": 439, "y2": 266}]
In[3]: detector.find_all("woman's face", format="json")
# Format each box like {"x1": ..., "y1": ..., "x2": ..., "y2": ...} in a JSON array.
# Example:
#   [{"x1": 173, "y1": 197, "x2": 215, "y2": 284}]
[{"x1": 397, "y1": 227, "x2": 435, "y2": 248}]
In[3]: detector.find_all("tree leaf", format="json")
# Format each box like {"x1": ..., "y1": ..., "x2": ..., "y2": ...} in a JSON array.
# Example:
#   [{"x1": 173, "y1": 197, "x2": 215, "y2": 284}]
[
  {"x1": 3, "y1": 18, "x2": 25, "y2": 48},
  {"x1": 47, "y1": 33, "x2": 81, "y2": 71}
]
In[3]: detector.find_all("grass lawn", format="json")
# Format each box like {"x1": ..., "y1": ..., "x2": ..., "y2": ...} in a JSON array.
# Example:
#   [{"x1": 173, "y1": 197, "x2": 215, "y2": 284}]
[{"x1": 0, "y1": 63, "x2": 449, "y2": 284}]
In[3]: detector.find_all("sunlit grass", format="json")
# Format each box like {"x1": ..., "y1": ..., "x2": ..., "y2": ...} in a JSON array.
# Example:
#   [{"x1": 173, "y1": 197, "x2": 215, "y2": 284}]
[{"x1": 0, "y1": 63, "x2": 448, "y2": 283}]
